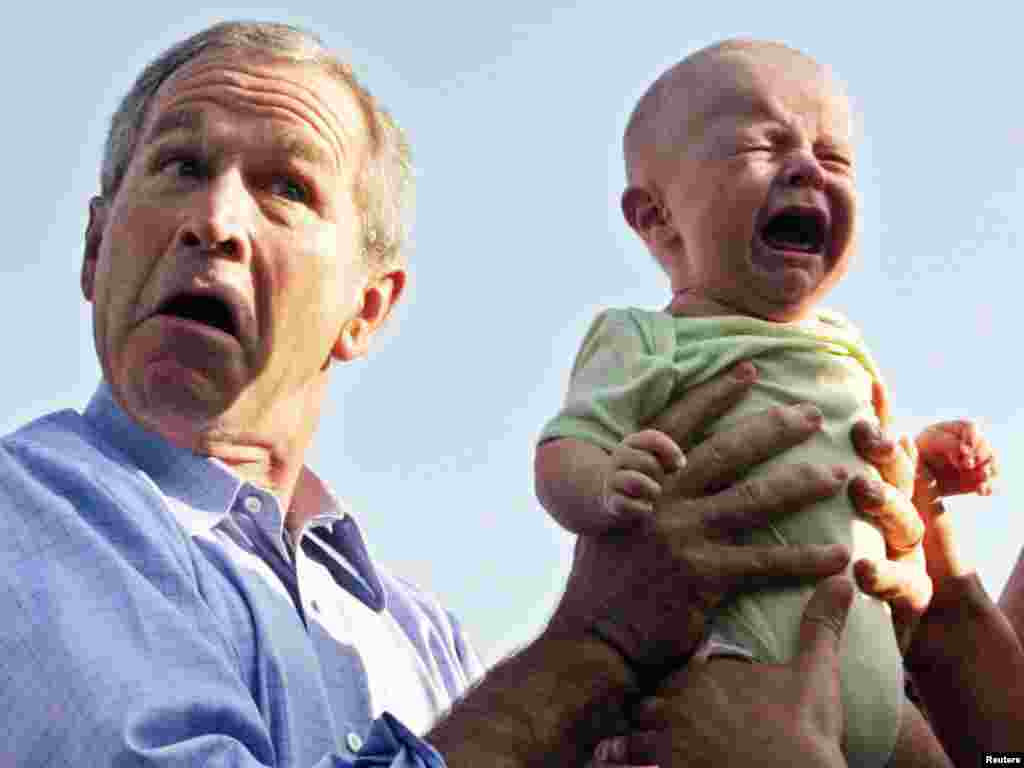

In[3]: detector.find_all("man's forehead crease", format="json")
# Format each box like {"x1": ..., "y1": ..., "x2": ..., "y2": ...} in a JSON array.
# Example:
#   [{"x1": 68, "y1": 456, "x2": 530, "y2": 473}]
[
  {"x1": 172, "y1": 61, "x2": 358, "y2": 158},
  {"x1": 147, "y1": 100, "x2": 347, "y2": 176}
]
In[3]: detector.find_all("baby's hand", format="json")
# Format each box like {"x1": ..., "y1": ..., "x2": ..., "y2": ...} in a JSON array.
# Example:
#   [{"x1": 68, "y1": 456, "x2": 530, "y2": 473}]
[
  {"x1": 915, "y1": 420, "x2": 997, "y2": 498},
  {"x1": 602, "y1": 429, "x2": 685, "y2": 526}
]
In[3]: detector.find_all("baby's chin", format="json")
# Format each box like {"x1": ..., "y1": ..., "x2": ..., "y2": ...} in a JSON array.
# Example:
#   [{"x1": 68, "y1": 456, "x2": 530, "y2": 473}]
[
  {"x1": 744, "y1": 286, "x2": 825, "y2": 323},
  {"x1": 669, "y1": 290, "x2": 814, "y2": 322},
  {"x1": 743, "y1": 251, "x2": 834, "y2": 321},
  {"x1": 715, "y1": 285, "x2": 823, "y2": 323}
]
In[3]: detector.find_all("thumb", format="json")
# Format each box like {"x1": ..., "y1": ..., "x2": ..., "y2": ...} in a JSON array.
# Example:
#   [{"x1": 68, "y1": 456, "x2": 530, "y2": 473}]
[
  {"x1": 796, "y1": 576, "x2": 853, "y2": 746},
  {"x1": 797, "y1": 575, "x2": 854, "y2": 676}
]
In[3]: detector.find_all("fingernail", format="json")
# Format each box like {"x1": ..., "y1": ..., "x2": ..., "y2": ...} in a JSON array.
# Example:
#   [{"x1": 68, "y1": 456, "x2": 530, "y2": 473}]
[
  {"x1": 732, "y1": 361, "x2": 757, "y2": 382},
  {"x1": 798, "y1": 404, "x2": 823, "y2": 427},
  {"x1": 610, "y1": 737, "x2": 627, "y2": 761},
  {"x1": 596, "y1": 742, "x2": 609, "y2": 761},
  {"x1": 832, "y1": 466, "x2": 848, "y2": 482}
]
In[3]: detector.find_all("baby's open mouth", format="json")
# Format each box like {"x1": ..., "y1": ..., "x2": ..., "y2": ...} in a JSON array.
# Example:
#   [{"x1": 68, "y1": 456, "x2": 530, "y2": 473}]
[{"x1": 759, "y1": 207, "x2": 829, "y2": 254}]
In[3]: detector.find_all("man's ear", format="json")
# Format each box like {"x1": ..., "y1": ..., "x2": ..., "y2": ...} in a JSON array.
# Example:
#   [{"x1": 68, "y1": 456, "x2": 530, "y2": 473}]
[
  {"x1": 621, "y1": 186, "x2": 678, "y2": 248},
  {"x1": 332, "y1": 267, "x2": 407, "y2": 363},
  {"x1": 81, "y1": 196, "x2": 108, "y2": 302}
]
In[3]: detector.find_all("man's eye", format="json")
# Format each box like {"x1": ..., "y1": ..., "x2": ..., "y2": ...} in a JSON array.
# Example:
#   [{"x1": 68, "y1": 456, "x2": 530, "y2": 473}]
[
  {"x1": 176, "y1": 158, "x2": 202, "y2": 177},
  {"x1": 156, "y1": 155, "x2": 204, "y2": 179},
  {"x1": 270, "y1": 177, "x2": 310, "y2": 203}
]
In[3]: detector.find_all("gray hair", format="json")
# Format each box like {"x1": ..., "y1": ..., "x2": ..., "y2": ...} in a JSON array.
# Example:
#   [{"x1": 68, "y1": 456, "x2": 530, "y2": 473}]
[{"x1": 101, "y1": 20, "x2": 413, "y2": 268}]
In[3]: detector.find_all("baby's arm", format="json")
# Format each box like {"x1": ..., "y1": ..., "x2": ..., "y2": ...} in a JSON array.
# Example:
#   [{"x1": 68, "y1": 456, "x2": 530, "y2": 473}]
[
  {"x1": 535, "y1": 430, "x2": 684, "y2": 535},
  {"x1": 910, "y1": 420, "x2": 997, "y2": 588}
]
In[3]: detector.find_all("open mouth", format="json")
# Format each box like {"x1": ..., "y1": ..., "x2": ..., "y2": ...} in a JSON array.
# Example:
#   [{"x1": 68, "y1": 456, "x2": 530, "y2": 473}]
[
  {"x1": 156, "y1": 293, "x2": 238, "y2": 338},
  {"x1": 759, "y1": 208, "x2": 829, "y2": 255}
]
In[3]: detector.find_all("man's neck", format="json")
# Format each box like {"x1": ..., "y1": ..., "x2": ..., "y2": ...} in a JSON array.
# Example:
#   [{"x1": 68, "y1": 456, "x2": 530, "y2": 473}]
[
  {"x1": 119, "y1": 378, "x2": 328, "y2": 530},
  {"x1": 202, "y1": 436, "x2": 305, "y2": 525}
]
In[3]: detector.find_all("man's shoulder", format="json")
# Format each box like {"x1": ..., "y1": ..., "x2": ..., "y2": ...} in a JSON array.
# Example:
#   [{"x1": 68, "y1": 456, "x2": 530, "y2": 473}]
[
  {"x1": 5, "y1": 405, "x2": 104, "y2": 455},
  {"x1": 0, "y1": 406, "x2": 138, "y2": 494},
  {"x1": 2, "y1": 407, "x2": 103, "y2": 477},
  {"x1": 0, "y1": 405, "x2": 192, "y2": 569}
]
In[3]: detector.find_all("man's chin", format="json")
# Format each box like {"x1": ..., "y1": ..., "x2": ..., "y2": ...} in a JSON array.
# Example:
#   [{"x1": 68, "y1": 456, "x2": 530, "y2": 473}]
[{"x1": 125, "y1": 362, "x2": 242, "y2": 447}]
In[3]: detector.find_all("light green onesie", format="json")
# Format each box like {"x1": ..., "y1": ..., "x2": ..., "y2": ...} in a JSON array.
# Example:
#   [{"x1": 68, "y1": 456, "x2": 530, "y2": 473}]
[{"x1": 540, "y1": 307, "x2": 903, "y2": 768}]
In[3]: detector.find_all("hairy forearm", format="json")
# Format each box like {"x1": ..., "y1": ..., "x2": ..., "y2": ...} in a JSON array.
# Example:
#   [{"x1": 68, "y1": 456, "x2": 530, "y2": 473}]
[
  {"x1": 906, "y1": 574, "x2": 1024, "y2": 764},
  {"x1": 534, "y1": 438, "x2": 611, "y2": 534},
  {"x1": 427, "y1": 628, "x2": 637, "y2": 768}
]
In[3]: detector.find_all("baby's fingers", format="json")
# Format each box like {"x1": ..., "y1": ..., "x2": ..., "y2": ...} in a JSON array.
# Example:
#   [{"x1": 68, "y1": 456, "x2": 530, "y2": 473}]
[
  {"x1": 610, "y1": 469, "x2": 662, "y2": 503},
  {"x1": 935, "y1": 459, "x2": 997, "y2": 497},
  {"x1": 624, "y1": 429, "x2": 685, "y2": 474},
  {"x1": 613, "y1": 444, "x2": 669, "y2": 485},
  {"x1": 605, "y1": 492, "x2": 657, "y2": 523},
  {"x1": 918, "y1": 420, "x2": 986, "y2": 469}
]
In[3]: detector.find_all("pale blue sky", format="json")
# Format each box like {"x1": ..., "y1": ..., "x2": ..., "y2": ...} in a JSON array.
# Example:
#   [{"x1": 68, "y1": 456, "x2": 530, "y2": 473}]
[{"x1": 4, "y1": 1, "x2": 1022, "y2": 662}]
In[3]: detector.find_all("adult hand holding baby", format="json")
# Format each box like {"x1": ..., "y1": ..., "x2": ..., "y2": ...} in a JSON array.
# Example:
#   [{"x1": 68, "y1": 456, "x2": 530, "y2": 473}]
[
  {"x1": 585, "y1": 381, "x2": 991, "y2": 766},
  {"x1": 850, "y1": 417, "x2": 1023, "y2": 763},
  {"x1": 594, "y1": 576, "x2": 855, "y2": 768},
  {"x1": 555, "y1": 361, "x2": 852, "y2": 670},
  {"x1": 849, "y1": 416, "x2": 997, "y2": 650}
]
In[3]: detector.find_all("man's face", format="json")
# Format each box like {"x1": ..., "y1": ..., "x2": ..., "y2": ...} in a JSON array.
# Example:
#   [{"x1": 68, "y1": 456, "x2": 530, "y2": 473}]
[
  {"x1": 655, "y1": 48, "x2": 857, "y2": 321},
  {"x1": 83, "y1": 51, "x2": 394, "y2": 443}
]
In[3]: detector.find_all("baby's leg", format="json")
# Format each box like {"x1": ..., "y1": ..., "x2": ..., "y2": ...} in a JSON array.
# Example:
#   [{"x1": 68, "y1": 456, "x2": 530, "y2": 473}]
[{"x1": 885, "y1": 696, "x2": 952, "y2": 768}]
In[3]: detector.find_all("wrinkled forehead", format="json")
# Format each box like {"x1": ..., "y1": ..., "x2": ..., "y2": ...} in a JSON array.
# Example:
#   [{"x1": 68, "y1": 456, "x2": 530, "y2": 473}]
[
  {"x1": 673, "y1": 47, "x2": 853, "y2": 141},
  {"x1": 143, "y1": 49, "x2": 370, "y2": 168}
]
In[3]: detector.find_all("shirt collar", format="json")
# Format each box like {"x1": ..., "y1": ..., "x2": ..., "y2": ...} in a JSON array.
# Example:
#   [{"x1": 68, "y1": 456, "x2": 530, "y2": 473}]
[
  {"x1": 82, "y1": 382, "x2": 345, "y2": 537},
  {"x1": 83, "y1": 382, "x2": 384, "y2": 611}
]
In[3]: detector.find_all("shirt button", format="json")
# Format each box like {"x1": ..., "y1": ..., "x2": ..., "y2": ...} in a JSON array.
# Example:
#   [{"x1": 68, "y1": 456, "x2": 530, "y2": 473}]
[
  {"x1": 346, "y1": 731, "x2": 363, "y2": 752},
  {"x1": 310, "y1": 600, "x2": 320, "y2": 613},
  {"x1": 244, "y1": 496, "x2": 262, "y2": 514}
]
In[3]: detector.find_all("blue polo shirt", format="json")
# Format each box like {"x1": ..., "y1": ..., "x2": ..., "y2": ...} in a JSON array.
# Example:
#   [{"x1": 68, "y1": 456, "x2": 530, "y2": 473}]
[{"x1": 0, "y1": 384, "x2": 484, "y2": 766}]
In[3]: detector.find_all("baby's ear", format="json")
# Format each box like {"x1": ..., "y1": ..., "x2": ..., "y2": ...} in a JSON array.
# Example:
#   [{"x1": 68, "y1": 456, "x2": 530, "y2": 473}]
[{"x1": 621, "y1": 187, "x2": 676, "y2": 247}]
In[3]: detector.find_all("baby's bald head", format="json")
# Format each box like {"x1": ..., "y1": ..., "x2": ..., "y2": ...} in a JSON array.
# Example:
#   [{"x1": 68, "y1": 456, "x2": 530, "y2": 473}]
[
  {"x1": 624, "y1": 40, "x2": 837, "y2": 188},
  {"x1": 620, "y1": 39, "x2": 858, "y2": 321}
]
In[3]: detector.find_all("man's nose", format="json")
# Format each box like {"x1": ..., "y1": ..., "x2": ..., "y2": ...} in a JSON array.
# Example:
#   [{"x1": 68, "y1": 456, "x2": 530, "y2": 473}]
[
  {"x1": 175, "y1": 170, "x2": 251, "y2": 260},
  {"x1": 780, "y1": 151, "x2": 826, "y2": 190}
]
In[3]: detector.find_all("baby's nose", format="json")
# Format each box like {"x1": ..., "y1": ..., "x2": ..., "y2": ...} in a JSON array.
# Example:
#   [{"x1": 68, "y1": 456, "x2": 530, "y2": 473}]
[{"x1": 780, "y1": 152, "x2": 826, "y2": 189}]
